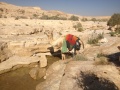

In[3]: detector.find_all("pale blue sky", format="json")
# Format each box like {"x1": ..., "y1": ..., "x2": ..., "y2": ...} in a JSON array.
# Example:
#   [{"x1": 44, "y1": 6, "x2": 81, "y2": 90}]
[{"x1": 0, "y1": 0, "x2": 120, "y2": 16}]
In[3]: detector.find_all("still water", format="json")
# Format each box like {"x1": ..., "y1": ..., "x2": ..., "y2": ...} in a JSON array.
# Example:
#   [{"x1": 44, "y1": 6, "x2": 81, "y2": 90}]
[{"x1": 0, "y1": 56, "x2": 60, "y2": 90}]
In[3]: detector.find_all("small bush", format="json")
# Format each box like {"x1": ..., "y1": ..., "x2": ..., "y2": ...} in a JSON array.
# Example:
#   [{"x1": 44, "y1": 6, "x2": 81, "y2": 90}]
[
  {"x1": 87, "y1": 33, "x2": 104, "y2": 45},
  {"x1": 33, "y1": 14, "x2": 39, "y2": 19},
  {"x1": 73, "y1": 22, "x2": 83, "y2": 32},
  {"x1": 97, "y1": 53, "x2": 106, "y2": 58},
  {"x1": 15, "y1": 16, "x2": 28, "y2": 20},
  {"x1": 25, "y1": 24, "x2": 29, "y2": 26},
  {"x1": 78, "y1": 27, "x2": 83, "y2": 32},
  {"x1": 107, "y1": 13, "x2": 120, "y2": 27},
  {"x1": 94, "y1": 53, "x2": 110, "y2": 65},
  {"x1": 109, "y1": 31, "x2": 116, "y2": 36},
  {"x1": 69, "y1": 15, "x2": 79, "y2": 21},
  {"x1": 91, "y1": 18, "x2": 97, "y2": 22},
  {"x1": 88, "y1": 38, "x2": 98, "y2": 44},
  {"x1": 15, "y1": 16, "x2": 19, "y2": 20},
  {"x1": 97, "y1": 33, "x2": 104, "y2": 39},
  {"x1": 109, "y1": 28, "x2": 120, "y2": 36},
  {"x1": 94, "y1": 57, "x2": 110, "y2": 65},
  {"x1": 115, "y1": 27, "x2": 120, "y2": 34},
  {"x1": 73, "y1": 54, "x2": 88, "y2": 61},
  {"x1": 40, "y1": 14, "x2": 67, "y2": 20},
  {"x1": 0, "y1": 8, "x2": 3, "y2": 12},
  {"x1": 58, "y1": 32, "x2": 62, "y2": 35},
  {"x1": 81, "y1": 18, "x2": 88, "y2": 22}
]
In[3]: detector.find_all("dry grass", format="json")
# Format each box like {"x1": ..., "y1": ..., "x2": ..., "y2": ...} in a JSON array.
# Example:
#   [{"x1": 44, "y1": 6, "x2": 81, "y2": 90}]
[
  {"x1": 94, "y1": 57, "x2": 110, "y2": 65},
  {"x1": 73, "y1": 54, "x2": 88, "y2": 61}
]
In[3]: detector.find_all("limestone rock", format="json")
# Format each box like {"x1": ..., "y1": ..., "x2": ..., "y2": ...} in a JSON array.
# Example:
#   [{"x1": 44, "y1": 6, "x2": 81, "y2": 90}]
[
  {"x1": 0, "y1": 55, "x2": 40, "y2": 74},
  {"x1": 36, "y1": 60, "x2": 66, "y2": 90},
  {"x1": 38, "y1": 68, "x2": 46, "y2": 79},
  {"x1": 29, "y1": 67, "x2": 46, "y2": 80},
  {"x1": 39, "y1": 55, "x2": 47, "y2": 68},
  {"x1": 29, "y1": 67, "x2": 39, "y2": 79},
  {"x1": 36, "y1": 60, "x2": 120, "y2": 90},
  {"x1": 0, "y1": 42, "x2": 12, "y2": 62}
]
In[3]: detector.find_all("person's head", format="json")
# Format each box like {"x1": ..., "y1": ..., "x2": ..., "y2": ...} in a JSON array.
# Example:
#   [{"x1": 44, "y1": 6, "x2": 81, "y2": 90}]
[{"x1": 75, "y1": 41, "x2": 81, "y2": 50}]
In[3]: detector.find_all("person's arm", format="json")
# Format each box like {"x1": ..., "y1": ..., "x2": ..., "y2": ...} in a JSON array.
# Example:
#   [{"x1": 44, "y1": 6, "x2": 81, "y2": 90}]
[{"x1": 79, "y1": 39, "x2": 84, "y2": 49}]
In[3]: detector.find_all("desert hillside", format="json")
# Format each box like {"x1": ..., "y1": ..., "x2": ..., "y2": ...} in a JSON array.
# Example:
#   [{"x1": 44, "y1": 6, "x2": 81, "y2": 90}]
[
  {"x1": 0, "y1": 2, "x2": 70, "y2": 19},
  {"x1": 0, "y1": 2, "x2": 110, "y2": 19}
]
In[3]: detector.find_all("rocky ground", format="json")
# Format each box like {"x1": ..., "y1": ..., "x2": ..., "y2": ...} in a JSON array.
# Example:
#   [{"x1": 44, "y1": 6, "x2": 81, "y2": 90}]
[
  {"x1": 36, "y1": 60, "x2": 120, "y2": 90},
  {"x1": 0, "y1": 18, "x2": 120, "y2": 90}
]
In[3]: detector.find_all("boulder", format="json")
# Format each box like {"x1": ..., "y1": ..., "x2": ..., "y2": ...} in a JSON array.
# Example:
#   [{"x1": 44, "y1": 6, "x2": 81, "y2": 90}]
[
  {"x1": 36, "y1": 60, "x2": 66, "y2": 90},
  {"x1": 0, "y1": 42, "x2": 12, "y2": 62},
  {"x1": 39, "y1": 55, "x2": 47, "y2": 68},
  {"x1": 29, "y1": 67, "x2": 46, "y2": 79},
  {"x1": 0, "y1": 55, "x2": 40, "y2": 74}
]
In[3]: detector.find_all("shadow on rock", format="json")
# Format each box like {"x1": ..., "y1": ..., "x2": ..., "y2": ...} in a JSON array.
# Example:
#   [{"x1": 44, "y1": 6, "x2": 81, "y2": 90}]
[
  {"x1": 47, "y1": 47, "x2": 73, "y2": 59},
  {"x1": 74, "y1": 71, "x2": 119, "y2": 90},
  {"x1": 47, "y1": 46, "x2": 61, "y2": 58},
  {"x1": 107, "y1": 52, "x2": 120, "y2": 66}
]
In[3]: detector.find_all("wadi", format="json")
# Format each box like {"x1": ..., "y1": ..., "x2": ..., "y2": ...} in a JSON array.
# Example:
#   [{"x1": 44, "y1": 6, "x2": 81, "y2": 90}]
[{"x1": 0, "y1": 2, "x2": 120, "y2": 90}]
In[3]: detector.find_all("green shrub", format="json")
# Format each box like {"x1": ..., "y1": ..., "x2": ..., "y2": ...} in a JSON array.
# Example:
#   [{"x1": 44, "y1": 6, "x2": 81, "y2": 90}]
[
  {"x1": 81, "y1": 18, "x2": 88, "y2": 22},
  {"x1": 115, "y1": 27, "x2": 120, "y2": 34},
  {"x1": 58, "y1": 32, "x2": 62, "y2": 35},
  {"x1": 97, "y1": 33, "x2": 104, "y2": 39},
  {"x1": 109, "y1": 31, "x2": 116, "y2": 36},
  {"x1": 91, "y1": 18, "x2": 97, "y2": 22},
  {"x1": 107, "y1": 13, "x2": 120, "y2": 27},
  {"x1": 78, "y1": 27, "x2": 83, "y2": 32},
  {"x1": 109, "y1": 28, "x2": 120, "y2": 36},
  {"x1": 69, "y1": 15, "x2": 79, "y2": 21},
  {"x1": 40, "y1": 15, "x2": 49, "y2": 20},
  {"x1": 40, "y1": 14, "x2": 67, "y2": 20},
  {"x1": 88, "y1": 38, "x2": 98, "y2": 44},
  {"x1": 33, "y1": 14, "x2": 39, "y2": 19},
  {"x1": 73, "y1": 22, "x2": 83, "y2": 32}
]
